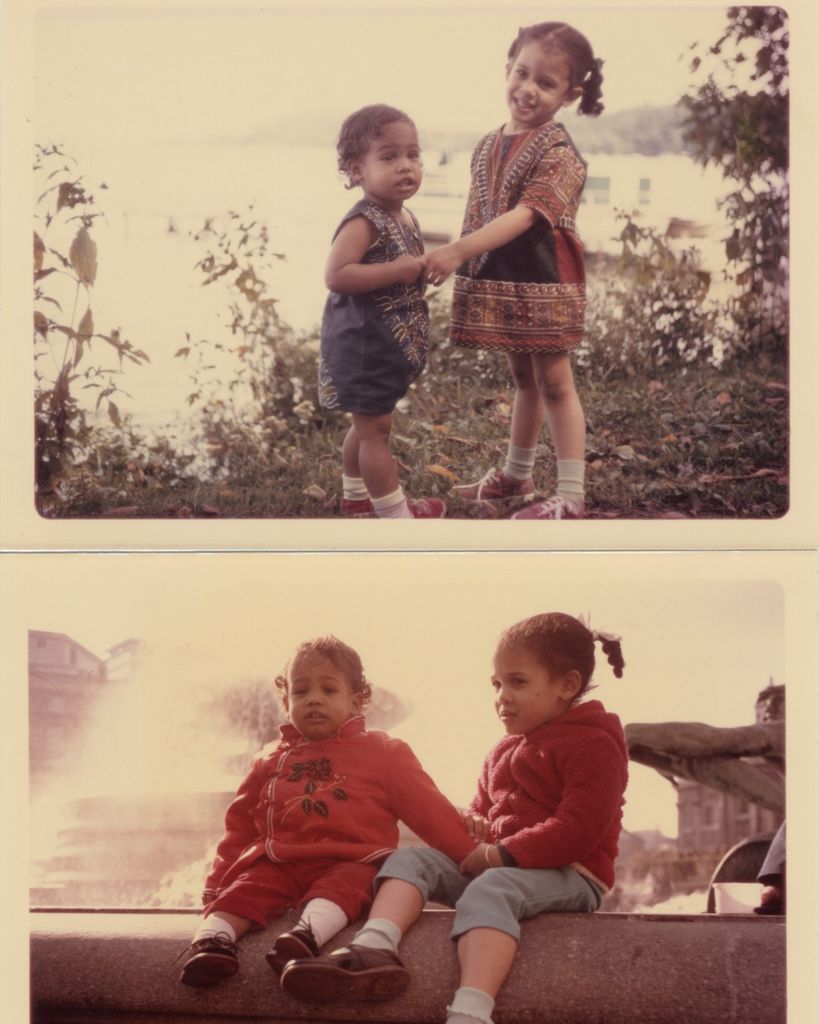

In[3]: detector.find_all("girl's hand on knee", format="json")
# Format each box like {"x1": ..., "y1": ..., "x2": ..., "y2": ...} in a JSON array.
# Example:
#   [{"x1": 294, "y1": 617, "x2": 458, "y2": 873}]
[
  {"x1": 460, "y1": 842, "x2": 502, "y2": 877},
  {"x1": 463, "y1": 812, "x2": 491, "y2": 841}
]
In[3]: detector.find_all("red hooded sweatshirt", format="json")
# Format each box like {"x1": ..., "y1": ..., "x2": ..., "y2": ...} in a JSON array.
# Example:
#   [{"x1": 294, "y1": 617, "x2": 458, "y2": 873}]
[
  {"x1": 469, "y1": 700, "x2": 628, "y2": 892},
  {"x1": 205, "y1": 714, "x2": 475, "y2": 896}
]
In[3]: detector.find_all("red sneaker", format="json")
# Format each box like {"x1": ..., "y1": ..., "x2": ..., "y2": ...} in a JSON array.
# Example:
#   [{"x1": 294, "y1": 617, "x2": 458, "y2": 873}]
[
  {"x1": 452, "y1": 468, "x2": 534, "y2": 503},
  {"x1": 511, "y1": 495, "x2": 585, "y2": 520},
  {"x1": 340, "y1": 497, "x2": 374, "y2": 517},
  {"x1": 407, "y1": 497, "x2": 447, "y2": 518}
]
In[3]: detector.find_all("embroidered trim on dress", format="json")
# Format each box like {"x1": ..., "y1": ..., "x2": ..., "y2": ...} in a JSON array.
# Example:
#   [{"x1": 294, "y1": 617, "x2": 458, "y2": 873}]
[
  {"x1": 361, "y1": 203, "x2": 428, "y2": 378},
  {"x1": 463, "y1": 123, "x2": 585, "y2": 279},
  {"x1": 451, "y1": 275, "x2": 585, "y2": 352},
  {"x1": 317, "y1": 357, "x2": 340, "y2": 409}
]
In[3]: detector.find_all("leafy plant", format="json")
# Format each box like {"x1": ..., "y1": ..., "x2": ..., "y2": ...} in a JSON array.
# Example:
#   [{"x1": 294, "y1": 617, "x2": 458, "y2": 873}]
[
  {"x1": 579, "y1": 210, "x2": 727, "y2": 375},
  {"x1": 34, "y1": 144, "x2": 149, "y2": 508},
  {"x1": 175, "y1": 208, "x2": 329, "y2": 488},
  {"x1": 678, "y1": 6, "x2": 788, "y2": 356}
]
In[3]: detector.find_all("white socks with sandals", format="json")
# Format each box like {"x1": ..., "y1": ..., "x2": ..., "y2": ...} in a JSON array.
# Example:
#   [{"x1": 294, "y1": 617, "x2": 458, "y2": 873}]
[
  {"x1": 348, "y1": 917, "x2": 403, "y2": 953},
  {"x1": 295, "y1": 897, "x2": 348, "y2": 948},
  {"x1": 446, "y1": 986, "x2": 496, "y2": 1024}
]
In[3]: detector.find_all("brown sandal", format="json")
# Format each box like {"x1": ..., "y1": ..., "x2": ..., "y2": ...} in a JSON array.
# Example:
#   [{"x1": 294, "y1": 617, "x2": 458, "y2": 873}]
[{"x1": 279, "y1": 945, "x2": 410, "y2": 1004}]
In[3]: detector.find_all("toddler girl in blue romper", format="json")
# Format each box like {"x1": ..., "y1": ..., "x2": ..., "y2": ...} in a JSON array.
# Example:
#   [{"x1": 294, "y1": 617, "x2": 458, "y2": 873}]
[{"x1": 319, "y1": 104, "x2": 445, "y2": 519}]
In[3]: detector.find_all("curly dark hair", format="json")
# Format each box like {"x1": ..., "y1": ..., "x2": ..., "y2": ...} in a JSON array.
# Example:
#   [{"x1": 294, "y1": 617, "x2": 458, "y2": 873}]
[
  {"x1": 274, "y1": 635, "x2": 372, "y2": 706},
  {"x1": 496, "y1": 612, "x2": 624, "y2": 701},
  {"x1": 335, "y1": 104, "x2": 417, "y2": 189},
  {"x1": 507, "y1": 21, "x2": 604, "y2": 117}
]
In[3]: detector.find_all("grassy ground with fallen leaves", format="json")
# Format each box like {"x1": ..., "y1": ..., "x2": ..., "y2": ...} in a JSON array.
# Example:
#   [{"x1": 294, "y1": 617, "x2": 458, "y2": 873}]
[{"x1": 46, "y1": 343, "x2": 787, "y2": 520}]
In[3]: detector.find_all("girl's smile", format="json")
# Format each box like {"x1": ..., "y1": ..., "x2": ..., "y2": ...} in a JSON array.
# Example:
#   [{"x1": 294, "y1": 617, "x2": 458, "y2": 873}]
[
  {"x1": 505, "y1": 42, "x2": 582, "y2": 134},
  {"x1": 350, "y1": 120, "x2": 423, "y2": 212}
]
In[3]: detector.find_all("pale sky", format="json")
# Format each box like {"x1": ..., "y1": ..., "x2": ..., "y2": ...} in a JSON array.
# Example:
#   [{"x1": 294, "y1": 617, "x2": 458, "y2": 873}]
[
  {"x1": 35, "y1": 4, "x2": 731, "y2": 150},
  {"x1": 20, "y1": 551, "x2": 795, "y2": 837}
]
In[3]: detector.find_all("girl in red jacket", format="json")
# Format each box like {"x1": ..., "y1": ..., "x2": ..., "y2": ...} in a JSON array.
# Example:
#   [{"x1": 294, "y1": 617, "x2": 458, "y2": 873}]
[
  {"x1": 178, "y1": 635, "x2": 475, "y2": 988},
  {"x1": 280, "y1": 613, "x2": 628, "y2": 1024}
]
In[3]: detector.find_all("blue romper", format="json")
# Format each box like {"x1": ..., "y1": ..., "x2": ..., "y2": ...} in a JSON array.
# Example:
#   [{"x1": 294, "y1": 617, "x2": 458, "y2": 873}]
[{"x1": 318, "y1": 200, "x2": 429, "y2": 415}]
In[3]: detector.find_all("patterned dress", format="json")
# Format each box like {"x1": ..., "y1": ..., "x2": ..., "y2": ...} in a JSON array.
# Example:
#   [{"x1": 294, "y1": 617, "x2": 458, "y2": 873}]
[
  {"x1": 318, "y1": 200, "x2": 429, "y2": 415},
  {"x1": 451, "y1": 121, "x2": 587, "y2": 354}
]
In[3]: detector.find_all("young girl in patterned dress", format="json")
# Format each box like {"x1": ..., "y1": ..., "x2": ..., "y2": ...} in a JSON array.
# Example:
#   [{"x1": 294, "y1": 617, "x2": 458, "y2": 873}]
[
  {"x1": 424, "y1": 23, "x2": 604, "y2": 520},
  {"x1": 319, "y1": 104, "x2": 445, "y2": 519}
]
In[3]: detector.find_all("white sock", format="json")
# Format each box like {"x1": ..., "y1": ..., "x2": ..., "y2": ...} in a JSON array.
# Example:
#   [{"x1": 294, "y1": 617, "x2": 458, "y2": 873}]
[
  {"x1": 372, "y1": 487, "x2": 412, "y2": 519},
  {"x1": 446, "y1": 986, "x2": 496, "y2": 1024},
  {"x1": 193, "y1": 915, "x2": 237, "y2": 944},
  {"x1": 342, "y1": 475, "x2": 370, "y2": 501},
  {"x1": 349, "y1": 917, "x2": 403, "y2": 954},
  {"x1": 556, "y1": 458, "x2": 585, "y2": 501},
  {"x1": 502, "y1": 444, "x2": 537, "y2": 481},
  {"x1": 296, "y1": 898, "x2": 348, "y2": 948}
]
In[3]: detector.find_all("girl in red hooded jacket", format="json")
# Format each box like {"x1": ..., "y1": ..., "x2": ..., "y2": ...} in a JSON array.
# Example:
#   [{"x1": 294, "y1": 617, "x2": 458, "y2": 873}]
[
  {"x1": 280, "y1": 613, "x2": 628, "y2": 1024},
  {"x1": 178, "y1": 635, "x2": 475, "y2": 988}
]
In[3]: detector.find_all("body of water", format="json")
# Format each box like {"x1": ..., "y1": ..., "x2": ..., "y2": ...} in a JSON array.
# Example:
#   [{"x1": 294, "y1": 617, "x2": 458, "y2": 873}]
[{"x1": 37, "y1": 140, "x2": 727, "y2": 431}]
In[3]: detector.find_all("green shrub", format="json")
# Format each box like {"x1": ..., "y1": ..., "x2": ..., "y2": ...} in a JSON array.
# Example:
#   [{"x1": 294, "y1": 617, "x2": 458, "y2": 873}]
[
  {"x1": 34, "y1": 145, "x2": 150, "y2": 512},
  {"x1": 578, "y1": 211, "x2": 727, "y2": 377}
]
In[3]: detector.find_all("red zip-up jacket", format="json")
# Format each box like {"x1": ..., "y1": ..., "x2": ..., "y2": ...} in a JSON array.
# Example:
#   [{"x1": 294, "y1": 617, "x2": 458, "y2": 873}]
[
  {"x1": 204, "y1": 714, "x2": 475, "y2": 897},
  {"x1": 469, "y1": 700, "x2": 628, "y2": 892}
]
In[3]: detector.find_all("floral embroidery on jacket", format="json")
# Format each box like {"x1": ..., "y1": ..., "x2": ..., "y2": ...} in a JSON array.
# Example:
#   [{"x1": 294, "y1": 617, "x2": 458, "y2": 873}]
[{"x1": 280, "y1": 755, "x2": 348, "y2": 820}]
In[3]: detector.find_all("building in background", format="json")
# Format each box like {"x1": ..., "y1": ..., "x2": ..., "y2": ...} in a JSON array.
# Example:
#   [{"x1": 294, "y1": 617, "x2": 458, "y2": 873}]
[{"x1": 28, "y1": 630, "x2": 141, "y2": 792}]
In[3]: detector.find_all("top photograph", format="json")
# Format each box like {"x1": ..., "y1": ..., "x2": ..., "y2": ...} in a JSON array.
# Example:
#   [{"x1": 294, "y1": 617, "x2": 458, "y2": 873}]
[{"x1": 12, "y1": 2, "x2": 812, "y2": 548}]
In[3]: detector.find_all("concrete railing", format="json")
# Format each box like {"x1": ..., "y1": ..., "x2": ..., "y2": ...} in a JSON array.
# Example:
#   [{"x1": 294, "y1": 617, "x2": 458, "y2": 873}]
[{"x1": 30, "y1": 908, "x2": 785, "y2": 1024}]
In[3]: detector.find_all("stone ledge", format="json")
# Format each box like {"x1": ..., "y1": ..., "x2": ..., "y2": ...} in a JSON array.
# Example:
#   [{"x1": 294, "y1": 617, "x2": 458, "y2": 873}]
[{"x1": 31, "y1": 909, "x2": 785, "y2": 1024}]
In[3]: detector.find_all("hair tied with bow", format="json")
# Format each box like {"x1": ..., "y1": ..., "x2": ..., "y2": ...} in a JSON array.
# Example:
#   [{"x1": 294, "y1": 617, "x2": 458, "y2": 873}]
[{"x1": 577, "y1": 613, "x2": 625, "y2": 678}]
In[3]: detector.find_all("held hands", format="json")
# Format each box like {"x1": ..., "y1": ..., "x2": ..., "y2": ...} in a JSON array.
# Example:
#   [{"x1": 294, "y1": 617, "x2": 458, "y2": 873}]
[
  {"x1": 459, "y1": 842, "x2": 503, "y2": 877},
  {"x1": 463, "y1": 811, "x2": 491, "y2": 841},
  {"x1": 391, "y1": 254, "x2": 428, "y2": 285},
  {"x1": 425, "y1": 242, "x2": 464, "y2": 287}
]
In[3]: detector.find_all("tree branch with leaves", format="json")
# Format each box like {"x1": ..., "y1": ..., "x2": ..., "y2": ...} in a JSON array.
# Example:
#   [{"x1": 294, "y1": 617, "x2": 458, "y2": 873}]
[{"x1": 678, "y1": 6, "x2": 788, "y2": 357}]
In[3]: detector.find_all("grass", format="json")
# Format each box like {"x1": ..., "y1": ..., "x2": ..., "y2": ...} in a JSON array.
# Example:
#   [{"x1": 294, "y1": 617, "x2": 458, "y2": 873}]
[{"x1": 40, "y1": 348, "x2": 788, "y2": 521}]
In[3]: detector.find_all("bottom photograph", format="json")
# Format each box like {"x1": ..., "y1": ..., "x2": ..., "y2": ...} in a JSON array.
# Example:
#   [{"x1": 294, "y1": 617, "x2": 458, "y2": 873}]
[{"x1": 14, "y1": 551, "x2": 813, "y2": 1024}]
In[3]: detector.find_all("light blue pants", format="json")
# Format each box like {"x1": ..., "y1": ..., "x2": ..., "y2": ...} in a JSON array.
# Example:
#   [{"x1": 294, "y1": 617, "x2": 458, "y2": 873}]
[{"x1": 375, "y1": 847, "x2": 602, "y2": 942}]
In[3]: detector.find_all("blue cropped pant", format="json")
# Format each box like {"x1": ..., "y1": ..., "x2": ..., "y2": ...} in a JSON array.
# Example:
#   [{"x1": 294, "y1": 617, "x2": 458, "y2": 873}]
[{"x1": 375, "y1": 847, "x2": 602, "y2": 942}]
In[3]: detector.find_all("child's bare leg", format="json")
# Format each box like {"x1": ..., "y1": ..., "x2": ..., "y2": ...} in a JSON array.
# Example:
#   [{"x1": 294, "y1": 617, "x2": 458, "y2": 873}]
[
  {"x1": 351, "y1": 411, "x2": 428, "y2": 517},
  {"x1": 341, "y1": 423, "x2": 362, "y2": 478},
  {"x1": 456, "y1": 927, "x2": 517, "y2": 998},
  {"x1": 506, "y1": 351, "x2": 546, "y2": 449},
  {"x1": 532, "y1": 352, "x2": 585, "y2": 461},
  {"x1": 351, "y1": 411, "x2": 399, "y2": 498},
  {"x1": 451, "y1": 352, "x2": 541, "y2": 500},
  {"x1": 502, "y1": 351, "x2": 586, "y2": 516},
  {"x1": 340, "y1": 423, "x2": 371, "y2": 508},
  {"x1": 443, "y1": 927, "x2": 517, "y2": 1024},
  {"x1": 360, "y1": 878, "x2": 426, "y2": 940}
]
